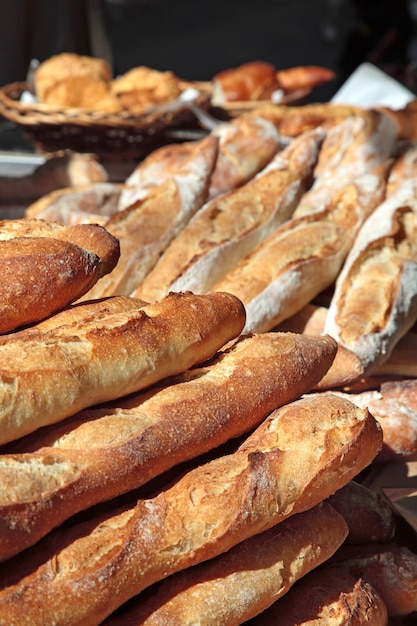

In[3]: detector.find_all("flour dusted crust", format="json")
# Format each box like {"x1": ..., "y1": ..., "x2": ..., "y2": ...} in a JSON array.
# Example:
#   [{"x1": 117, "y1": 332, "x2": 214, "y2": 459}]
[
  {"x1": 0, "y1": 332, "x2": 336, "y2": 560},
  {"x1": 252, "y1": 566, "x2": 388, "y2": 625},
  {"x1": 0, "y1": 394, "x2": 382, "y2": 624},
  {"x1": 134, "y1": 128, "x2": 323, "y2": 302},
  {"x1": 0, "y1": 291, "x2": 245, "y2": 445},
  {"x1": 103, "y1": 503, "x2": 347, "y2": 626},
  {"x1": 81, "y1": 135, "x2": 219, "y2": 299},
  {"x1": 324, "y1": 187, "x2": 417, "y2": 374},
  {"x1": 214, "y1": 166, "x2": 388, "y2": 334}
]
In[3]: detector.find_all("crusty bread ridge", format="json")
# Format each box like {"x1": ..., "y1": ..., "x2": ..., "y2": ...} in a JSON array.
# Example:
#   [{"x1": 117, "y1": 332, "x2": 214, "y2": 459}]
[
  {"x1": 0, "y1": 393, "x2": 382, "y2": 624},
  {"x1": 134, "y1": 127, "x2": 323, "y2": 302},
  {"x1": 0, "y1": 291, "x2": 245, "y2": 445},
  {"x1": 0, "y1": 332, "x2": 337, "y2": 561},
  {"x1": 102, "y1": 503, "x2": 348, "y2": 626}
]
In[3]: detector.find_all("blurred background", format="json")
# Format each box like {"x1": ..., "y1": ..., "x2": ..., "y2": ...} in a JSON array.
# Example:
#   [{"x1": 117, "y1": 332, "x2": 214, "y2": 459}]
[{"x1": 0, "y1": 0, "x2": 416, "y2": 151}]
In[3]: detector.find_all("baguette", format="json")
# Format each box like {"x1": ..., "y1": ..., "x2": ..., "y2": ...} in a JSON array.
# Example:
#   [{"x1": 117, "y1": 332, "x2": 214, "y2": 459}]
[
  {"x1": 81, "y1": 135, "x2": 219, "y2": 299},
  {"x1": 324, "y1": 187, "x2": 417, "y2": 375},
  {"x1": 0, "y1": 291, "x2": 245, "y2": 445},
  {"x1": 332, "y1": 379, "x2": 417, "y2": 462},
  {"x1": 102, "y1": 503, "x2": 348, "y2": 626},
  {"x1": 0, "y1": 331, "x2": 336, "y2": 560},
  {"x1": 118, "y1": 135, "x2": 219, "y2": 213},
  {"x1": 294, "y1": 111, "x2": 396, "y2": 215},
  {"x1": 0, "y1": 218, "x2": 120, "y2": 334},
  {"x1": 214, "y1": 166, "x2": 387, "y2": 333},
  {"x1": 207, "y1": 113, "x2": 283, "y2": 199},
  {"x1": 134, "y1": 127, "x2": 323, "y2": 302},
  {"x1": 328, "y1": 543, "x2": 417, "y2": 616},
  {"x1": 326, "y1": 480, "x2": 396, "y2": 544},
  {"x1": 0, "y1": 393, "x2": 382, "y2": 624},
  {"x1": 24, "y1": 182, "x2": 123, "y2": 226},
  {"x1": 251, "y1": 565, "x2": 388, "y2": 625}
]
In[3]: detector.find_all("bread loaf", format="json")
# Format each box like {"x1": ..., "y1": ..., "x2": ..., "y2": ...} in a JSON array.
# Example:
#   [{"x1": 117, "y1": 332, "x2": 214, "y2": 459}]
[
  {"x1": 134, "y1": 127, "x2": 323, "y2": 302},
  {"x1": 0, "y1": 393, "x2": 382, "y2": 624},
  {"x1": 207, "y1": 114, "x2": 283, "y2": 199},
  {"x1": 276, "y1": 65, "x2": 336, "y2": 92},
  {"x1": 211, "y1": 61, "x2": 280, "y2": 104},
  {"x1": 0, "y1": 291, "x2": 245, "y2": 445},
  {"x1": 326, "y1": 480, "x2": 396, "y2": 544},
  {"x1": 102, "y1": 503, "x2": 348, "y2": 626},
  {"x1": 0, "y1": 219, "x2": 120, "y2": 334},
  {"x1": 251, "y1": 565, "x2": 388, "y2": 625},
  {"x1": 332, "y1": 379, "x2": 417, "y2": 461},
  {"x1": 324, "y1": 186, "x2": 417, "y2": 375},
  {"x1": 25, "y1": 182, "x2": 123, "y2": 226},
  {"x1": 118, "y1": 134, "x2": 219, "y2": 213},
  {"x1": 214, "y1": 166, "x2": 387, "y2": 334},
  {"x1": 294, "y1": 111, "x2": 396, "y2": 215},
  {"x1": 81, "y1": 135, "x2": 219, "y2": 299},
  {"x1": 328, "y1": 543, "x2": 417, "y2": 616},
  {"x1": 0, "y1": 332, "x2": 336, "y2": 560}
]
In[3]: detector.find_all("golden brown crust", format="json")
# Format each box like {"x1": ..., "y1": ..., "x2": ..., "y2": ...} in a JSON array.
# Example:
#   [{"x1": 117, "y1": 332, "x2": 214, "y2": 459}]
[
  {"x1": 103, "y1": 503, "x2": 348, "y2": 626},
  {"x1": 0, "y1": 219, "x2": 120, "y2": 333},
  {"x1": 134, "y1": 127, "x2": 323, "y2": 302},
  {"x1": 0, "y1": 291, "x2": 245, "y2": 445},
  {"x1": 214, "y1": 167, "x2": 387, "y2": 334},
  {"x1": 328, "y1": 543, "x2": 417, "y2": 617},
  {"x1": 34, "y1": 52, "x2": 112, "y2": 103},
  {"x1": 0, "y1": 394, "x2": 382, "y2": 624},
  {"x1": 82, "y1": 135, "x2": 219, "y2": 299},
  {"x1": 252, "y1": 566, "x2": 388, "y2": 625},
  {"x1": 0, "y1": 332, "x2": 336, "y2": 560}
]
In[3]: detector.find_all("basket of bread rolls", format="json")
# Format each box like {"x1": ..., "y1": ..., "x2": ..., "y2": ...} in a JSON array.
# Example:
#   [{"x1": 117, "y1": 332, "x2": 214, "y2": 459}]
[{"x1": 1, "y1": 64, "x2": 417, "y2": 624}]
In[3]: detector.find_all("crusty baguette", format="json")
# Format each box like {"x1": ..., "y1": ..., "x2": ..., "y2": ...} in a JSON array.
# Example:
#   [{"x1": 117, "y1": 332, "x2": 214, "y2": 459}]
[
  {"x1": 0, "y1": 393, "x2": 382, "y2": 625},
  {"x1": 81, "y1": 135, "x2": 219, "y2": 299},
  {"x1": 324, "y1": 187, "x2": 417, "y2": 375},
  {"x1": 24, "y1": 182, "x2": 123, "y2": 225},
  {"x1": 251, "y1": 565, "x2": 388, "y2": 625},
  {"x1": 0, "y1": 218, "x2": 120, "y2": 334},
  {"x1": 332, "y1": 379, "x2": 417, "y2": 462},
  {"x1": 0, "y1": 332, "x2": 337, "y2": 561},
  {"x1": 118, "y1": 134, "x2": 219, "y2": 212},
  {"x1": 214, "y1": 166, "x2": 387, "y2": 334},
  {"x1": 207, "y1": 113, "x2": 283, "y2": 199},
  {"x1": 0, "y1": 291, "x2": 245, "y2": 445},
  {"x1": 326, "y1": 480, "x2": 396, "y2": 544},
  {"x1": 294, "y1": 111, "x2": 396, "y2": 216},
  {"x1": 328, "y1": 543, "x2": 417, "y2": 617},
  {"x1": 277, "y1": 303, "x2": 417, "y2": 388},
  {"x1": 102, "y1": 503, "x2": 348, "y2": 626},
  {"x1": 134, "y1": 127, "x2": 324, "y2": 302}
]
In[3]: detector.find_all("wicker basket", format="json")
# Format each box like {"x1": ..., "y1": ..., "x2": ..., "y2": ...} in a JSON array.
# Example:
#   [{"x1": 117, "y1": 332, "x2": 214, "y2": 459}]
[{"x1": 0, "y1": 81, "x2": 214, "y2": 161}]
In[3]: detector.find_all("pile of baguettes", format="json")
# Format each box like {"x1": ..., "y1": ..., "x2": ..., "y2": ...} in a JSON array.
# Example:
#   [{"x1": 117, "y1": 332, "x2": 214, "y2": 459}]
[{"x1": 0, "y1": 101, "x2": 417, "y2": 625}]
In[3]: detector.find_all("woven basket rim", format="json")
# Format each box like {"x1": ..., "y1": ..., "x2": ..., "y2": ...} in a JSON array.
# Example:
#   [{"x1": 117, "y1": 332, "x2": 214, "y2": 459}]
[{"x1": 0, "y1": 81, "x2": 213, "y2": 130}]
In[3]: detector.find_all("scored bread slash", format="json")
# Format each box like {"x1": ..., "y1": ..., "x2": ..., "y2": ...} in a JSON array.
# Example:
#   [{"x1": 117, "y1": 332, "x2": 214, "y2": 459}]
[
  {"x1": 295, "y1": 110, "x2": 397, "y2": 216},
  {"x1": 118, "y1": 134, "x2": 220, "y2": 213},
  {"x1": 0, "y1": 218, "x2": 120, "y2": 334},
  {"x1": 214, "y1": 165, "x2": 388, "y2": 334},
  {"x1": 207, "y1": 114, "x2": 285, "y2": 199},
  {"x1": 102, "y1": 503, "x2": 348, "y2": 626},
  {"x1": 0, "y1": 291, "x2": 245, "y2": 446},
  {"x1": 0, "y1": 393, "x2": 382, "y2": 625},
  {"x1": 81, "y1": 135, "x2": 220, "y2": 299},
  {"x1": 324, "y1": 186, "x2": 417, "y2": 375},
  {"x1": 0, "y1": 332, "x2": 337, "y2": 561},
  {"x1": 134, "y1": 127, "x2": 324, "y2": 302},
  {"x1": 251, "y1": 565, "x2": 388, "y2": 626}
]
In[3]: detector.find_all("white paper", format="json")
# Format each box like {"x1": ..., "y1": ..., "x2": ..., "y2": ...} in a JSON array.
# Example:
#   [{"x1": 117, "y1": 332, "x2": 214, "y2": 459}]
[{"x1": 331, "y1": 62, "x2": 415, "y2": 110}]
